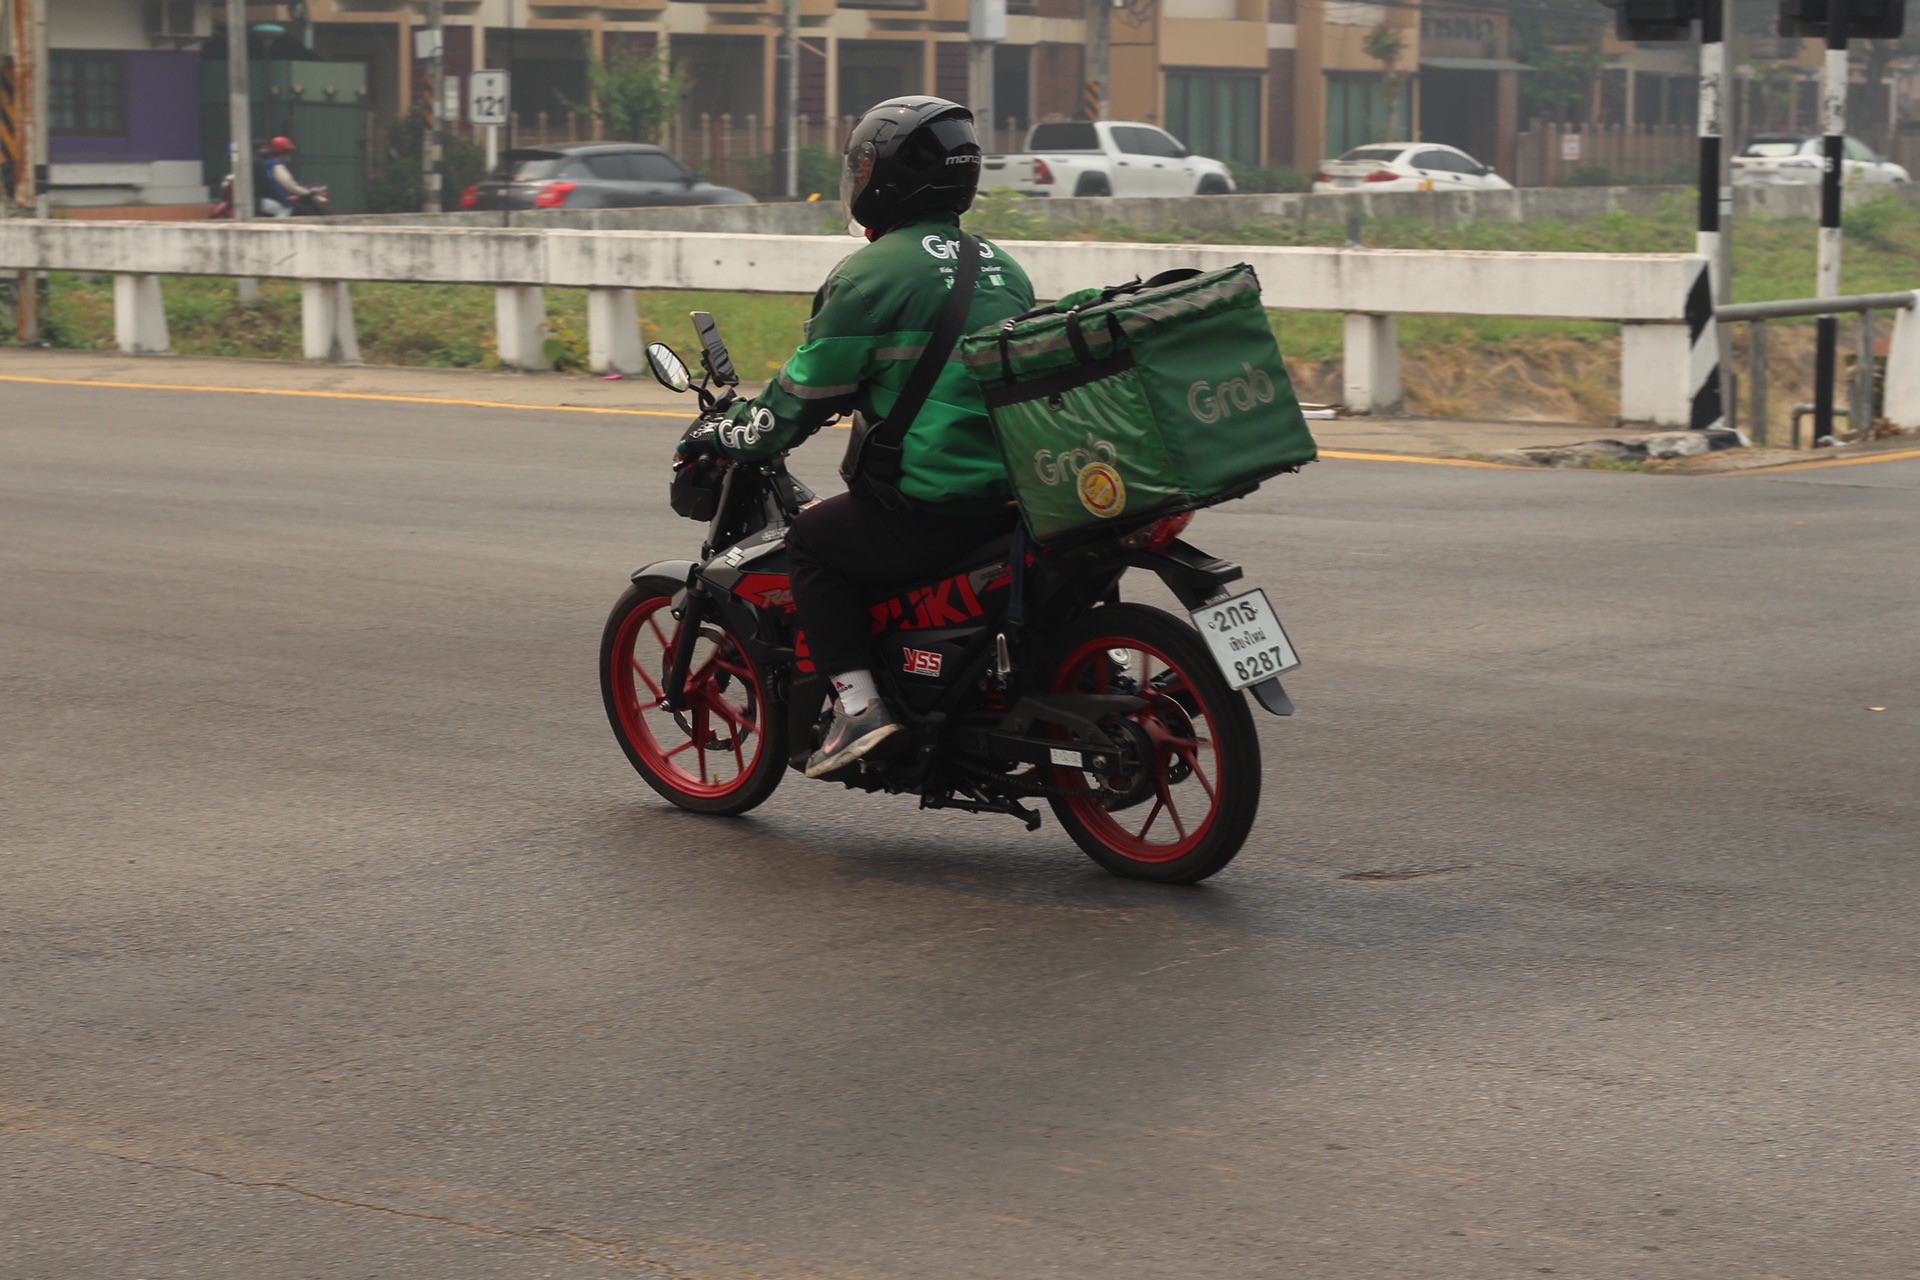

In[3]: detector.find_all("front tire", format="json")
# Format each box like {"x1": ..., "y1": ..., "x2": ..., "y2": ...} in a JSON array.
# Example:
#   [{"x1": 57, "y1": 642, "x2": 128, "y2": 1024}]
[
  {"x1": 1196, "y1": 175, "x2": 1232, "y2": 195},
  {"x1": 1040, "y1": 605, "x2": 1261, "y2": 884},
  {"x1": 602, "y1": 576, "x2": 787, "y2": 816}
]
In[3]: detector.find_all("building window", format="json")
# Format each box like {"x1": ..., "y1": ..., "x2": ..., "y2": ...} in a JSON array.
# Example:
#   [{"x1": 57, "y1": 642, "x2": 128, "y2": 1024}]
[
  {"x1": 50, "y1": 52, "x2": 128, "y2": 137},
  {"x1": 1324, "y1": 72, "x2": 1409, "y2": 157},
  {"x1": 1165, "y1": 72, "x2": 1261, "y2": 166}
]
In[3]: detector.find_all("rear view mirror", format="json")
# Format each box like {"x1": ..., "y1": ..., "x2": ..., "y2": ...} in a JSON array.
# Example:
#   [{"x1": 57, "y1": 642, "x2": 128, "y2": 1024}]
[{"x1": 646, "y1": 343, "x2": 692, "y2": 393}]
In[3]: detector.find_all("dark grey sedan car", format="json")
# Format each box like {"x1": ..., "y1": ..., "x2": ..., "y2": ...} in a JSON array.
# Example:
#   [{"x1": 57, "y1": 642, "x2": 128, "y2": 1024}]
[{"x1": 461, "y1": 144, "x2": 755, "y2": 211}]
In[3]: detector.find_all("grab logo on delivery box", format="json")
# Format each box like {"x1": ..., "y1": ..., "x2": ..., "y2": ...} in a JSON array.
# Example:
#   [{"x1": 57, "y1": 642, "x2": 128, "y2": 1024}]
[
  {"x1": 1187, "y1": 364, "x2": 1276, "y2": 425},
  {"x1": 1033, "y1": 432, "x2": 1128, "y2": 519}
]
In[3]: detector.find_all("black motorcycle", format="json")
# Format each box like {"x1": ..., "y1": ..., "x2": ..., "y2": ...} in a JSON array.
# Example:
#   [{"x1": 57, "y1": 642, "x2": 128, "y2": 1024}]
[{"x1": 600, "y1": 317, "x2": 1299, "y2": 883}]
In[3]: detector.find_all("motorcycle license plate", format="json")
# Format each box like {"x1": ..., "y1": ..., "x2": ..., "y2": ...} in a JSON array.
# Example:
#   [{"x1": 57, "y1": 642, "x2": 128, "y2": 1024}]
[{"x1": 1191, "y1": 590, "x2": 1299, "y2": 690}]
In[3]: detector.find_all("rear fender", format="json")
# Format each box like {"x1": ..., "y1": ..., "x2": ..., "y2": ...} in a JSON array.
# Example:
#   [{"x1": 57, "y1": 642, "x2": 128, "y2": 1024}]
[
  {"x1": 1124, "y1": 538, "x2": 1243, "y2": 610},
  {"x1": 1126, "y1": 541, "x2": 1295, "y2": 718}
]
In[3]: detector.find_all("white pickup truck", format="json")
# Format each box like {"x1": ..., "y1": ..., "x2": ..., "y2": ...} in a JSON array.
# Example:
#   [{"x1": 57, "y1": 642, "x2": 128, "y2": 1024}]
[{"x1": 980, "y1": 121, "x2": 1237, "y2": 199}]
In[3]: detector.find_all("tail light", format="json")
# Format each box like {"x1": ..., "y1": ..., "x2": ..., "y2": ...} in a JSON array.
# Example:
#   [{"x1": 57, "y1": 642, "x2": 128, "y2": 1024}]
[
  {"x1": 1363, "y1": 169, "x2": 1398, "y2": 183},
  {"x1": 1120, "y1": 511, "x2": 1196, "y2": 551},
  {"x1": 534, "y1": 181, "x2": 576, "y2": 208},
  {"x1": 1033, "y1": 159, "x2": 1055, "y2": 186},
  {"x1": 459, "y1": 184, "x2": 480, "y2": 209},
  {"x1": 1312, "y1": 172, "x2": 1330, "y2": 184}
]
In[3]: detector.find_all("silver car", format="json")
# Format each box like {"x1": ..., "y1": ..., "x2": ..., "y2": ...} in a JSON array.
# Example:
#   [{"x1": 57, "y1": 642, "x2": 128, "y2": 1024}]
[{"x1": 1732, "y1": 135, "x2": 1910, "y2": 187}]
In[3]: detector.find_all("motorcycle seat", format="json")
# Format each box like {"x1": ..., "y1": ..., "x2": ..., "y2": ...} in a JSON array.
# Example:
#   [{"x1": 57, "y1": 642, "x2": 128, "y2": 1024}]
[{"x1": 867, "y1": 532, "x2": 1016, "y2": 599}]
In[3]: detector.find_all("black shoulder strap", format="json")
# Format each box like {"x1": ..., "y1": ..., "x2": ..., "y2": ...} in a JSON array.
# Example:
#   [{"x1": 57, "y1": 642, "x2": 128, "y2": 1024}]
[{"x1": 872, "y1": 231, "x2": 981, "y2": 451}]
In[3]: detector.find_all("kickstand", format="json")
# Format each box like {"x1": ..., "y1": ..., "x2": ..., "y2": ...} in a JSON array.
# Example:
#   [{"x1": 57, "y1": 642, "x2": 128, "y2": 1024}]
[{"x1": 1011, "y1": 798, "x2": 1042, "y2": 831}]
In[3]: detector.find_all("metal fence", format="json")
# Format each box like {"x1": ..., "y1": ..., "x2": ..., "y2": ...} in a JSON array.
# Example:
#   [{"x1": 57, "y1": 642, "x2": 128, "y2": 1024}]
[
  {"x1": 1514, "y1": 123, "x2": 1696, "y2": 188},
  {"x1": 1718, "y1": 291, "x2": 1917, "y2": 448}
]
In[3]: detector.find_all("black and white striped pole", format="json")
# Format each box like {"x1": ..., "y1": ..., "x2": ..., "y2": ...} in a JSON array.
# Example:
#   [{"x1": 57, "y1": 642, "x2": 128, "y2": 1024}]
[
  {"x1": 1692, "y1": 0, "x2": 1728, "y2": 432},
  {"x1": 1812, "y1": 0, "x2": 1850, "y2": 444}
]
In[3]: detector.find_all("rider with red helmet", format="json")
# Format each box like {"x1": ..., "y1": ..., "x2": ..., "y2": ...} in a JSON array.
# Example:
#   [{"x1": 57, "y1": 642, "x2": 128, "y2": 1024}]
[{"x1": 254, "y1": 135, "x2": 313, "y2": 217}]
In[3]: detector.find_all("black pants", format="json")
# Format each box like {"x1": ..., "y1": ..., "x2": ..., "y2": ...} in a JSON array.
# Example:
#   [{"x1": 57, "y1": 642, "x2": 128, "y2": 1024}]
[{"x1": 786, "y1": 491, "x2": 1016, "y2": 678}]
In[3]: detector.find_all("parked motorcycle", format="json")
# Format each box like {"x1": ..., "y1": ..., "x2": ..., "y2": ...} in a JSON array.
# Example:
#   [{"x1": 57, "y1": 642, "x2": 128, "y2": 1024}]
[
  {"x1": 210, "y1": 176, "x2": 332, "y2": 219},
  {"x1": 600, "y1": 316, "x2": 1300, "y2": 883}
]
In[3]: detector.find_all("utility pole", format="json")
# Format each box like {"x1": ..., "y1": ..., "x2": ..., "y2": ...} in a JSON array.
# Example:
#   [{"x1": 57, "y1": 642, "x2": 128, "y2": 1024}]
[
  {"x1": 1812, "y1": 0, "x2": 1850, "y2": 443},
  {"x1": 226, "y1": 0, "x2": 258, "y2": 304},
  {"x1": 969, "y1": 0, "x2": 1004, "y2": 148},
  {"x1": 424, "y1": 0, "x2": 445, "y2": 213},
  {"x1": 26, "y1": 0, "x2": 39, "y2": 220},
  {"x1": 780, "y1": 0, "x2": 798, "y2": 199},
  {"x1": 7, "y1": 0, "x2": 42, "y2": 342},
  {"x1": 1085, "y1": 0, "x2": 1109, "y2": 121},
  {"x1": 1696, "y1": 0, "x2": 1729, "y2": 429}
]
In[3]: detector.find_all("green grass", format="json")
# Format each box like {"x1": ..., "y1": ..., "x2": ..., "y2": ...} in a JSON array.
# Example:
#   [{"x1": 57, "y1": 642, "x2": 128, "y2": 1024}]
[{"x1": 14, "y1": 194, "x2": 1920, "y2": 381}]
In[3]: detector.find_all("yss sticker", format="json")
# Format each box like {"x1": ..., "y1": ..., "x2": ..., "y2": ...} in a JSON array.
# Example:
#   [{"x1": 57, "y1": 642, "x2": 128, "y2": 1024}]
[{"x1": 902, "y1": 648, "x2": 944, "y2": 677}]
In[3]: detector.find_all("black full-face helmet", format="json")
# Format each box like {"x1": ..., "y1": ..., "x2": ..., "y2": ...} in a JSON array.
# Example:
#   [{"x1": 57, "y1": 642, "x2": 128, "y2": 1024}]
[{"x1": 841, "y1": 96, "x2": 982, "y2": 233}]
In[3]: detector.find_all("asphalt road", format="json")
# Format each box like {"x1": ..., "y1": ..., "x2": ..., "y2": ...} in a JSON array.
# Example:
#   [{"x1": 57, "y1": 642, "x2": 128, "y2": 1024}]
[{"x1": 4, "y1": 376, "x2": 1917, "y2": 1279}]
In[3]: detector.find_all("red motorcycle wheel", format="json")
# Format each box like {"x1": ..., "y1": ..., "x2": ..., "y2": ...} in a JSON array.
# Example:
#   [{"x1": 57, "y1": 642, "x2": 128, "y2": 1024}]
[
  {"x1": 1043, "y1": 604, "x2": 1261, "y2": 884},
  {"x1": 601, "y1": 577, "x2": 787, "y2": 816}
]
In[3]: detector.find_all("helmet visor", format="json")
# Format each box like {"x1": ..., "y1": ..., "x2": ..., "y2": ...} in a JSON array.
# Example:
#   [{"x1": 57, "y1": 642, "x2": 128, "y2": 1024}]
[{"x1": 841, "y1": 141, "x2": 876, "y2": 223}]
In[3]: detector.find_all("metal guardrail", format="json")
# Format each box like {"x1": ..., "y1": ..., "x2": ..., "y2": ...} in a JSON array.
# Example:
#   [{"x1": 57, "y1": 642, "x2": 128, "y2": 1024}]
[{"x1": 1715, "y1": 291, "x2": 1919, "y2": 448}]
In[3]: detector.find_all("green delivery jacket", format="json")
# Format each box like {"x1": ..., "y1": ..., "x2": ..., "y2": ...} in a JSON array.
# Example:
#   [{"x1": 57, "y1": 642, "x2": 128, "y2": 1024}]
[{"x1": 716, "y1": 212, "x2": 1036, "y2": 507}]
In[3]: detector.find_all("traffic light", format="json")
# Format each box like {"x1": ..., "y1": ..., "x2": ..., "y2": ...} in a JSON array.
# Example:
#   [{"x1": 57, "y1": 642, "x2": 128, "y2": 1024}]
[
  {"x1": 1596, "y1": 0, "x2": 1702, "y2": 42},
  {"x1": 1777, "y1": 0, "x2": 1905, "y2": 40}
]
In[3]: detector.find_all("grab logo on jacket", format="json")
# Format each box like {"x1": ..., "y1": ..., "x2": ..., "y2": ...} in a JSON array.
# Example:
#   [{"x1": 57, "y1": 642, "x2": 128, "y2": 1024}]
[
  {"x1": 719, "y1": 407, "x2": 775, "y2": 449},
  {"x1": 921, "y1": 235, "x2": 997, "y2": 262}
]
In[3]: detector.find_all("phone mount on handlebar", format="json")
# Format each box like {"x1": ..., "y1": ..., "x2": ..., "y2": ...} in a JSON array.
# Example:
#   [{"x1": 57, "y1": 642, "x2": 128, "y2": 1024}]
[{"x1": 644, "y1": 313, "x2": 743, "y2": 416}]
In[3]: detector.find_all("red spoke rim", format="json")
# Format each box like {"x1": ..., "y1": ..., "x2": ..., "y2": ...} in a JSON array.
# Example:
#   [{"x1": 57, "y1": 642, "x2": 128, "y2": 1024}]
[
  {"x1": 1051, "y1": 636, "x2": 1225, "y2": 863},
  {"x1": 612, "y1": 596, "x2": 769, "y2": 799}
]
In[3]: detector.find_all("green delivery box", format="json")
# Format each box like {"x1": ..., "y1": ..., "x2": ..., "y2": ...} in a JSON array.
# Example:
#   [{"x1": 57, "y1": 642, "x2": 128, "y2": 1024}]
[{"x1": 960, "y1": 264, "x2": 1317, "y2": 542}]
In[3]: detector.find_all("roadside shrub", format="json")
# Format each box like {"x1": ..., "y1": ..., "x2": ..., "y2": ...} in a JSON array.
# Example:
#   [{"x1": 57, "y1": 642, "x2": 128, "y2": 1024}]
[
  {"x1": 1226, "y1": 162, "x2": 1310, "y2": 193},
  {"x1": 1564, "y1": 164, "x2": 1617, "y2": 187},
  {"x1": 743, "y1": 146, "x2": 842, "y2": 201},
  {"x1": 368, "y1": 108, "x2": 488, "y2": 214},
  {"x1": 962, "y1": 187, "x2": 1053, "y2": 240}
]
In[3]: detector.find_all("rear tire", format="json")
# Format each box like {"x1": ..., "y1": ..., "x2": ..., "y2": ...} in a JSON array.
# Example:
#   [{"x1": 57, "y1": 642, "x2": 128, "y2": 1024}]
[
  {"x1": 1074, "y1": 174, "x2": 1113, "y2": 198},
  {"x1": 602, "y1": 577, "x2": 787, "y2": 816},
  {"x1": 1039, "y1": 605, "x2": 1261, "y2": 884}
]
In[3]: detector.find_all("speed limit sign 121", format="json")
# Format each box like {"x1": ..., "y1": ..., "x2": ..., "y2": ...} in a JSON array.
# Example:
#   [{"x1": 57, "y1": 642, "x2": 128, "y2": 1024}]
[{"x1": 469, "y1": 70, "x2": 510, "y2": 128}]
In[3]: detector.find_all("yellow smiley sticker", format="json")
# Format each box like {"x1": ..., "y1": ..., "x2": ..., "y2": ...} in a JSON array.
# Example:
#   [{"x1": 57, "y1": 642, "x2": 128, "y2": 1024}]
[{"x1": 1077, "y1": 462, "x2": 1127, "y2": 518}]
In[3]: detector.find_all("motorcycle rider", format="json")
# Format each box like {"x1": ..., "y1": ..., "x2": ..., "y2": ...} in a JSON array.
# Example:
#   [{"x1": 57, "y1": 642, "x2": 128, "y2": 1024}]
[
  {"x1": 679, "y1": 97, "x2": 1035, "y2": 778},
  {"x1": 254, "y1": 136, "x2": 314, "y2": 217}
]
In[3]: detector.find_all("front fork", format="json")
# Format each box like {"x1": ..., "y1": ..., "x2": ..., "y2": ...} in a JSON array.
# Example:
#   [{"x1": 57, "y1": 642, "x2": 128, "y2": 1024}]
[{"x1": 661, "y1": 579, "x2": 712, "y2": 714}]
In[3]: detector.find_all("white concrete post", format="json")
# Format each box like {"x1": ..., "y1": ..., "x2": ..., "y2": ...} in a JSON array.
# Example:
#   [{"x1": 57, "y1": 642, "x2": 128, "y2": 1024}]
[
  {"x1": 1882, "y1": 294, "x2": 1920, "y2": 431},
  {"x1": 300, "y1": 280, "x2": 360, "y2": 364},
  {"x1": 1342, "y1": 313, "x2": 1401, "y2": 414},
  {"x1": 586, "y1": 287, "x2": 645, "y2": 376},
  {"x1": 112, "y1": 274, "x2": 170, "y2": 354},
  {"x1": 494, "y1": 285, "x2": 548, "y2": 372},
  {"x1": 1619, "y1": 322, "x2": 1694, "y2": 427}
]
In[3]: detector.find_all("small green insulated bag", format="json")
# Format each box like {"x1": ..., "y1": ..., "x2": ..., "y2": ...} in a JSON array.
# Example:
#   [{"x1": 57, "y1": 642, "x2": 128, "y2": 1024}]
[{"x1": 960, "y1": 264, "x2": 1316, "y2": 542}]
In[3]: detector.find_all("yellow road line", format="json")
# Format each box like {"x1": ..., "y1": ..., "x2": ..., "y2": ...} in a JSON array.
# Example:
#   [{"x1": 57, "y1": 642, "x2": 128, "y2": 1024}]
[
  {"x1": 1716, "y1": 447, "x2": 1920, "y2": 476},
  {"x1": 0, "y1": 373, "x2": 688, "y2": 419},
  {"x1": 1319, "y1": 449, "x2": 1526, "y2": 470}
]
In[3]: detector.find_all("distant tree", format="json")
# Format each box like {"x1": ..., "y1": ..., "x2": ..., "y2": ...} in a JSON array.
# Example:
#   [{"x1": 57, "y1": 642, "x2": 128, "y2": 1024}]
[
  {"x1": 572, "y1": 37, "x2": 687, "y2": 143},
  {"x1": 1365, "y1": 24, "x2": 1410, "y2": 138}
]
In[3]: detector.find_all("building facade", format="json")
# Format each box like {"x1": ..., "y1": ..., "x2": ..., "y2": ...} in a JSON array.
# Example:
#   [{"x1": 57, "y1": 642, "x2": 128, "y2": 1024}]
[
  {"x1": 39, "y1": 0, "x2": 213, "y2": 206},
  {"x1": 251, "y1": 0, "x2": 1529, "y2": 181}
]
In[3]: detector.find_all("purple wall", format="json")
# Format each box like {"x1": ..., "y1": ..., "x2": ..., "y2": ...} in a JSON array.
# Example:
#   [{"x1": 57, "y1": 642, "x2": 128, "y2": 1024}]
[{"x1": 50, "y1": 50, "x2": 203, "y2": 165}]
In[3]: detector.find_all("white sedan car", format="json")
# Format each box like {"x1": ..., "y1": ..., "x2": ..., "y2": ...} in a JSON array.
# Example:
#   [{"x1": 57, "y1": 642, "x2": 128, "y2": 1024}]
[
  {"x1": 1311, "y1": 143, "x2": 1512, "y2": 194},
  {"x1": 1732, "y1": 135, "x2": 1910, "y2": 187}
]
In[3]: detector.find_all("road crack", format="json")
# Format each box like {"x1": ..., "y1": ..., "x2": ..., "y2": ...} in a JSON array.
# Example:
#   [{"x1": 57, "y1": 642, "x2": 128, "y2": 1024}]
[{"x1": 6, "y1": 1122, "x2": 692, "y2": 1275}]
